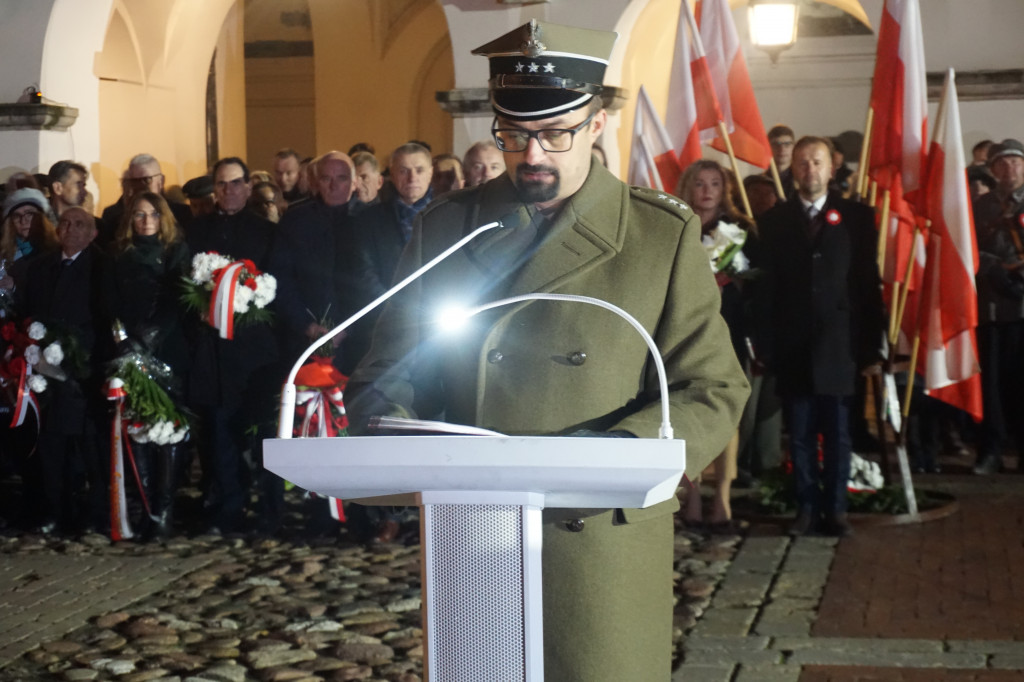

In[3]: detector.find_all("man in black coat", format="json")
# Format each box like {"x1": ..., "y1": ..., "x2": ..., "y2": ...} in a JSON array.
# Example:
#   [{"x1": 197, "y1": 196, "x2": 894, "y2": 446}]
[
  {"x1": 186, "y1": 157, "x2": 279, "y2": 534},
  {"x1": 756, "y1": 136, "x2": 884, "y2": 537},
  {"x1": 17, "y1": 207, "x2": 110, "y2": 533},
  {"x1": 270, "y1": 151, "x2": 357, "y2": 369},
  {"x1": 345, "y1": 142, "x2": 434, "y2": 376}
]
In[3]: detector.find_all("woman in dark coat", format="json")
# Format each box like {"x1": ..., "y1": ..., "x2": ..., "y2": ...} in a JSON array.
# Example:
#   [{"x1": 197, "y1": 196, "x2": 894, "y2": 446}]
[
  {"x1": 103, "y1": 191, "x2": 190, "y2": 539},
  {"x1": 677, "y1": 160, "x2": 755, "y2": 530}
]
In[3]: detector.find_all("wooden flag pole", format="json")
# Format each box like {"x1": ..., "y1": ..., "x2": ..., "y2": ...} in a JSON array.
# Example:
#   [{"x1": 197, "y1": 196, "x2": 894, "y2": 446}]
[
  {"x1": 769, "y1": 158, "x2": 786, "y2": 200},
  {"x1": 857, "y1": 107, "x2": 874, "y2": 201},
  {"x1": 876, "y1": 189, "x2": 891, "y2": 273},
  {"x1": 868, "y1": 180, "x2": 878, "y2": 208},
  {"x1": 902, "y1": 334, "x2": 921, "y2": 418},
  {"x1": 717, "y1": 121, "x2": 753, "y2": 219},
  {"x1": 892, "y1": 225, "x2": 923, "y2": 345},
  {"x1": 888, "y1": 281, "x2": 902, "y2": 345}
]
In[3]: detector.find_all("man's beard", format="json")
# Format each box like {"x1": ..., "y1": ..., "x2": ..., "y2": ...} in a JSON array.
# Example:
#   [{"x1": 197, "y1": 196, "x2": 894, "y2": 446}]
[{"x1": 514, "y1": 163, "x2": 560, "y2": 203}]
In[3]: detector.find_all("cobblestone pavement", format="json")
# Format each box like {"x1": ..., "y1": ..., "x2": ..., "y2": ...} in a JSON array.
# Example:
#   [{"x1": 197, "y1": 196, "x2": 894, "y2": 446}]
[
  {"x1": 674, "y1": 472, "x2": 1024, "y2": 682},
  {"x1": 2, "y1": 471, "x2": 1022, "y2": 681},
  {"x1": 0, "y1": 488, "x2": 741, "y2": 681}
]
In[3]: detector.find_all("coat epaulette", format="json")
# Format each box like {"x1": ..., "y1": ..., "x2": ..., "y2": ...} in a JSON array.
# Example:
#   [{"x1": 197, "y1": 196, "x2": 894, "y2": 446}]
[{"x1": 628, "y1": 186, "x2": 693, "y2": 220}]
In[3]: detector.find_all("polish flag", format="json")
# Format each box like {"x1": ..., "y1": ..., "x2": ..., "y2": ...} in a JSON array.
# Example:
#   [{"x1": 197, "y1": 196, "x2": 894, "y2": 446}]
[
  {"x1": 666, "y1": 0, "x2": 722, "y2": 169},
  {"x1": 628, "y1": 85, "x2": 684, "y2": 192},
  {"x1": 868, "y1": 0, "x2": 928, "y2": 287},
  {"x1": 915, "y1": 69, "x2": 982, "y2": 421},
  {"x1": 695, "y1": 0, "x2": 773, "y2": 169}
]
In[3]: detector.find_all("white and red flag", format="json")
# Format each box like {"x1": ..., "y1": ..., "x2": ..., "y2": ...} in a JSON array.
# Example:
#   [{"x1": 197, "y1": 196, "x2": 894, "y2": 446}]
[
  {"x1": 628, "y1": 85, "x2": 684, "y2": 192},
  {"x1": 915, "y1": 69, "x2": 982, "y2": 421},
  {"x1": 695, "y1": 0, "x2": 772, "y2": 169},
  {"x1": 868, "y1": 0, "x2": 928, "y2": 288},
  {"x1": 665, "y1": 0, "x2": 722, "y2": 170}
]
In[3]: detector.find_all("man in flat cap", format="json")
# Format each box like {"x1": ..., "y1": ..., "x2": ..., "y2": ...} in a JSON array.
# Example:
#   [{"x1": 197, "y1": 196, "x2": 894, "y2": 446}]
[
  {"x1": 972, "y1": 138, "x2": 1024, "y2": 474},
  {"x1": 346, "y1": 20, "x2": 748, "y2": 680}
]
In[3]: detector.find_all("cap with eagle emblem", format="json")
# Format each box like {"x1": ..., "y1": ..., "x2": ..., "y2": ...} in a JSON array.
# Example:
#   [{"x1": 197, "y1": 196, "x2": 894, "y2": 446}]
[{"x1": 471, "y1": 19, "x2": 617, "y2": 121}]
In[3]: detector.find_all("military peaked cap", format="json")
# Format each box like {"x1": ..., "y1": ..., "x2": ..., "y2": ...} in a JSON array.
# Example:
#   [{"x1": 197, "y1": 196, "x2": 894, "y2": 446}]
[{"x1": 472, "y1": 19, "x2": 617, "y2": 121}]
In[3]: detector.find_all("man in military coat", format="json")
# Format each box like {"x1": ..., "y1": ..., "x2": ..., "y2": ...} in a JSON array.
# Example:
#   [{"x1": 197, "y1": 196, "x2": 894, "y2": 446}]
[{"x1": 346, "y1": 20, "x2": 748, "y2": 681}]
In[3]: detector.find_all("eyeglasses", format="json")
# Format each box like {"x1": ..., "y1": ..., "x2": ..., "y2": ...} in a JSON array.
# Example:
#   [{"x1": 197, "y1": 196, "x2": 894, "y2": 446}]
[
  {"x1": 491, "y1": 111, "x2": 597, "y2": 153},
  {"x1": 132, "y1": 211, "x2": 161, "y2": 222},
  {"x1": 10, "y1": 209, "x2": 39, "y2": 222},
  {"x1": 129, "y1": 173, "x2": 164, "y2": 186}
]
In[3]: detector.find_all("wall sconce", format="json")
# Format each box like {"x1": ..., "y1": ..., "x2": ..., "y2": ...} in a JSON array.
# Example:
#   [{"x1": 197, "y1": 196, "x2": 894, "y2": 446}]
[{"x1": 748, "y1": 0, "x2": 799, "y2": 63}]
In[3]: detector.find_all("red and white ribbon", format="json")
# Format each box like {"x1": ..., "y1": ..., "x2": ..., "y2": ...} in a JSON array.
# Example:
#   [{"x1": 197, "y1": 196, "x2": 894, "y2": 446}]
[
  {"x1": 107, "y1": 379, "x2": 133, "y2": 541},
  {"x1": 296, "y1": 388, "x2": 346, "y2": 438},
  {"x1": 9, "y1": 359, "x2": 40, "y2": 430},
  {"x1": 295, "y1": 387, "x2": 348, "y2": 523},
  {"x1": 209, "y1": 261, "x2": 245, "y2": 340}
]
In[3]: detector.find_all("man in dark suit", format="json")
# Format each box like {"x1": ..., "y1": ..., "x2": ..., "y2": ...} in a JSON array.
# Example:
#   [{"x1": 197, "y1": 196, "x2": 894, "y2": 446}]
[
  {"x1": 270, "y1": 151, "x2": 357, "y2": 368},
  {"x1": 187, "y1": 157, "x2": 278, "y2": 534},
  {"x1": 345, "y1": 142, "x2": 434, "y2": 376},
  {"x1": 17, "y1": 207, "x2": 109, "y2": 534},
  {"x1": 756, "y1": 135, "x2": 885, "y2": 537}
]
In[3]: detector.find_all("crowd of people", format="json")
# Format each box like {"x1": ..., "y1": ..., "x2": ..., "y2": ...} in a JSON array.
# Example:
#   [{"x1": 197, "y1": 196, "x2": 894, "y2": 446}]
[
  {"x1": 0, "y1": 120, "x2": 1018, "y2": 547},
  {"x1": 0, "y1": 140, "x2": 512, "y2": 541},
  {"x1": 676, "y1": 126, "x2": 1024, "y2": 538}
]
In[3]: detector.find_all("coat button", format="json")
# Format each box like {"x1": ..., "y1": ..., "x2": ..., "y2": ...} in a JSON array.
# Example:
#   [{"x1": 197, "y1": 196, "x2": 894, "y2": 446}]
[
  {"x1": 565, "y1": 518, "x2": 585, "y2": 532},
  {"x1": 487, "y1": 349, "x2": 504, "y2": 364},
  {"x1": 567, "y1": 351, "x2": 587, "y2": 366}
]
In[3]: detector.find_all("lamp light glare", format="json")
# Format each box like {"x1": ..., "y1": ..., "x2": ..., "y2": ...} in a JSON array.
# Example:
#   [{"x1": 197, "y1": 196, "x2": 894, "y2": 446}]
[
  {"x1": 748, "y1": 1, "x2": 799, "y2": 64},
  {"x1": 436, "y1": 305, "x2": 473, "y2": 333},
  {"x1": 749, "y1": 4, "x2": 798, "y2": 46}
]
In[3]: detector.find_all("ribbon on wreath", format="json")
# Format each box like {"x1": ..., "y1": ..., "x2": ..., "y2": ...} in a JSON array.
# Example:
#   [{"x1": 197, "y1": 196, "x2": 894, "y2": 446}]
[
  {"x1": 8, "y1": 357, "x2": 40, "y2": 429},
  {"x1": 296, "y1": 387, "x2": 348, "y2": 438},
  {"x1": 293, "y1": 357, "x2": 349, "y2": 522},
  {"x1": 107, "y1": 379, "x2": 153, "y2": 541},
  {"x1": 209, "y1": 261, "x2": 245, "y2": 340},
  {"x1": 107, "y1": 378, "x2": 133, "y2": 541}
]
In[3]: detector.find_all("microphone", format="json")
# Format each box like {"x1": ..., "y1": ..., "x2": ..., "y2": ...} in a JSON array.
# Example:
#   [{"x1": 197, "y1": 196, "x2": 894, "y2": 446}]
[{"x1": 277, "y1": 211, "x2": 523, "y2": 438}]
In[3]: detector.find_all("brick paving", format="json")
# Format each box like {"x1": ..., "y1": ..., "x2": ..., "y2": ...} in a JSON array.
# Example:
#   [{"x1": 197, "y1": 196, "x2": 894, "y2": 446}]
[
  {"x1": 676, "y1": 472, "x2": 1024, "y2": 680},
  {"x1": 815, "y1": 476, "x2": 1024, "y2": 641},
  {"x1": 0, "y1": 551, "x2": 214, "y2": 666}
]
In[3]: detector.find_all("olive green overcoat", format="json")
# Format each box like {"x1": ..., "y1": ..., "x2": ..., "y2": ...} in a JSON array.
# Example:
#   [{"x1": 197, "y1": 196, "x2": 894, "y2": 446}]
[{"x1": 347, "y1": 160, "x2": 749, "y2": 680}]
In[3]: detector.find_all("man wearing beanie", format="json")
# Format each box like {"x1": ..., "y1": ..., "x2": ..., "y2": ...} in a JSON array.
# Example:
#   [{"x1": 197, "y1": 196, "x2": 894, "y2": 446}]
[{"x1": 345, "y1": 20, "x2": 748, "y2": 680}]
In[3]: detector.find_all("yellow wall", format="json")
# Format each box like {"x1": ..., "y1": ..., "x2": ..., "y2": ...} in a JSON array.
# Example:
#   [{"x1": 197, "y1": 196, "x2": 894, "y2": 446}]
[
  {"x1": 95, "y1": 0, "x2": 242, "y2": 207},
  {"x1": 615, "y1": 0, "x2": 679, "y2": 181},
  {"x1": 244, "y1": 0, "x2": 316, "y2": 168},
  {"x1": 308, "y1": 0, "x2": 454, "y2": 159}
]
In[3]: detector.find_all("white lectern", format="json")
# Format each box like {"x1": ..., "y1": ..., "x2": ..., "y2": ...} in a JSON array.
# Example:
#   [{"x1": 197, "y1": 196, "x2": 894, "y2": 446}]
[{"x1": 264, "y1": 434, "x2": 685, "y2": 682}]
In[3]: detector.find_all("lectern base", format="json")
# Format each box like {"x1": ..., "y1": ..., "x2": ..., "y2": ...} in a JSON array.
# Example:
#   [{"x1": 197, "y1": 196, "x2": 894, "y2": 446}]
[{"x1": 420, "y1": 491, "x2": 544, "y2": 682}]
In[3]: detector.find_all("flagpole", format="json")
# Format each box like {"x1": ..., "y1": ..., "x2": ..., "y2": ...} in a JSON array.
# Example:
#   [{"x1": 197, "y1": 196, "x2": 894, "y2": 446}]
[
  {"x1": 868, "y1": 181, "x2": 877, "y2": 208},
  {"x1": 892, "y1": 225, "x2": 923, "y2": 345},
  {"x1": 768, "y1": 159, "x2": 785, "y2": 200},
  {"x1": 857, "y1": 107, "x2": 874, "y2": 200},
  {"x1": 876, "y1": 189, "x2": 891, "y2": 272},
  {"x1": 717, "y1": 121, "x2": 754, "y2": 219}
]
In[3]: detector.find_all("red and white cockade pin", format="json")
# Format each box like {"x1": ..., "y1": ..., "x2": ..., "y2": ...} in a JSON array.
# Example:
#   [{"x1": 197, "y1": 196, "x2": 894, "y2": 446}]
[
  {"x1": 1017, "y1": 213, "x2": 1024, "y2": 229},
  {"x1": 826, "y1": 209, "x2": 841, "y2": 225}
]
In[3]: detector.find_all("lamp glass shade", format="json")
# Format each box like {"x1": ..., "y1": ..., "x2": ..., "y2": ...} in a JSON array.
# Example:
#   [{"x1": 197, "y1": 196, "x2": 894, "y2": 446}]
[{"x1": 748, "y1": 3, "x2": 799, "y2": 48}]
